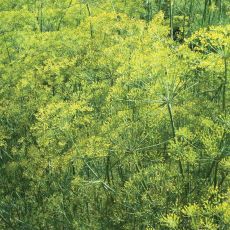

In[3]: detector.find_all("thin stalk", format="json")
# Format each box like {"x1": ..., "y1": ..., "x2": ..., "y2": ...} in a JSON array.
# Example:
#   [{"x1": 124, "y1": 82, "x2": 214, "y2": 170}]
[
  {"x1": 167, "y1": 102, "x2": 184, "y2": 178},
  {"x1": 167, "y1": 103, "x2": 176, "y2": 138},
  {"x1": 206, "y1": 132, "x2": 226, "y2": 187},
  {"x1": 106, "y1": 155, "x2": 111, "y2": 185},
  {"x1": 218, "y1": 0, "x2": 223, "y2": 21},
  {"x1": 203, "y1": 0, "x2": 209, "y2": 25},
  {"x1": 170, "y1": 0, "x2": 174, "y2": 39},
  {"x1": 158, "y1": 0, "x2": 162, "y2": 11},
  {"x1": 0, "y1": 213, "x2": 14, "y2": 229},
  {"x1": 4, "y1": 39, "x2": 11, "y2": 62},
  {"x1": 186, "y1": 163, "x2": 191, "y2": 201},
  {"x1": 57, "y1": 0, "x2": 73, "y2": 31},
  {"x1": 188, "y1": 0, "x2": 194, "y2": 34},
  {"x1": 182, "y1": 0, "x2": 187, "y2": 41},
  {"x1": 214, "y1": 162, "x2": 218, "y2": 188},
  {"x1": 135, "y1": 163, "x2": 154, "y2": 203},
  {"x1": 86, "y1": 3, "x2": 93, "y2": 39},
  {"x1": 147, "y1": 0, "x2": 152, "y2": 22},
  {"x1": 39, "y1": 1, "x2": 43, "y2": 32},
  {"x1": 219, "y1": 172, "x2": 227, "y2": 188},
  {"x1": 117, "y1": 165, "x2": 125, "y2": 185},
  {"x1": 222, "y1": 57, "x2": 228, "y2": 115}
]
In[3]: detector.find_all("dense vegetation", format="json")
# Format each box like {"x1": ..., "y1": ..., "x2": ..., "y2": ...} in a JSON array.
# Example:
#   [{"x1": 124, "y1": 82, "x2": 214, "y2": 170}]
[{"x1": 0, "y1": 0, "x2": 229, "y2": 229}]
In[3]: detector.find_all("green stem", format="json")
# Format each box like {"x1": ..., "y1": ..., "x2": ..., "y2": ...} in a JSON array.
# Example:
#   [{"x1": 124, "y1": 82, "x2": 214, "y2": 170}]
[
  {"x1": 170, "y1": 0, "x2": 174, "y2": 39},
  {"x1": 135, "y1": 163, "x2": 154, "y2": 203},
  {"x1": 167, "y1": 103, "x2": 176, "y2": 138},
  {"x1": 222, "y1": 57, "x2": 228, "y2": 115},
  {"x1": 214, "y1": 162, "x2": 218, "y2": 188},
  {"x1": 167, "y1": 102, "x2": 184, "y2": 178},
  {"x1": 56, "y1": 0, "x2": 73, "y2": 31},
  {"x1": 202, "y1": 0, "x2": 209, "y2": 25},
  {"x1": 39, "y1": 1, "x2": 43, "y2": 32},
  {"x1": 86, "y1": 3, "x2": 93, "y2": 38},
  {"x1": 182, "y1": 0, "x2": 187, "y2": 41},
  {"x1": 218, "y1": 0, "x2": 223, "y2": 21},
  {"x1": 4, "y1": 39, "x2": 11, "y2": 62}
]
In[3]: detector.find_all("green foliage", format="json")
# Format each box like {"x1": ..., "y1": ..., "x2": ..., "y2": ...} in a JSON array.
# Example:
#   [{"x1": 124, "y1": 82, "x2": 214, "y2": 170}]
[{"x1": 0, "y1": 1, "x2": 229, "y2": 229}]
